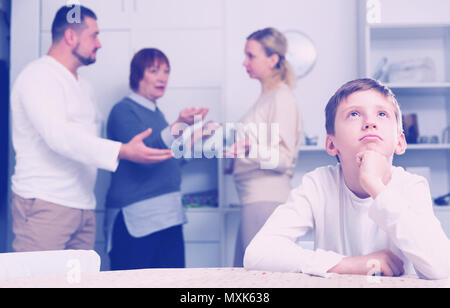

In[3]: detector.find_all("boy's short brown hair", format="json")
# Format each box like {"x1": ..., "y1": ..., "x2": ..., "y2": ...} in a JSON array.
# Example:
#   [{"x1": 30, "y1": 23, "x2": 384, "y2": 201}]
[{"x1": 325, "y1": 78, "x2": 403, "y2": 135}]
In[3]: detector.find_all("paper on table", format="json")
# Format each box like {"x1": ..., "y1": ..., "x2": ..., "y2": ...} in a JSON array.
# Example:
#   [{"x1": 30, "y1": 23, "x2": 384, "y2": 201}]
[{"x1": 0, "y1": 250, "x2": 101, "y2": 280}]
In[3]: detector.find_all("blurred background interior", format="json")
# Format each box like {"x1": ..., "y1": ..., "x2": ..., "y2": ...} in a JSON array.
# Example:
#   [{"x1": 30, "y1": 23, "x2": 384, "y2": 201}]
[{"x1": 1, "y1": 0, "x2": 450, "y2": 270}]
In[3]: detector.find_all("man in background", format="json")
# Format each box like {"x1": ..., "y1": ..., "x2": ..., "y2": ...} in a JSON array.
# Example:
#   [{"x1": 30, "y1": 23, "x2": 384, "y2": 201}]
[{"x1": 9, "y1": 5, "x2": 181, "y2": 252}]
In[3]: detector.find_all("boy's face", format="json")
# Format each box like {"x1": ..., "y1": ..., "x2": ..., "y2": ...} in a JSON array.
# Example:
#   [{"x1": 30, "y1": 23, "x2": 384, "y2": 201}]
[{"x1": 326, "y1": 89, "x2": 406, "y2": 165}]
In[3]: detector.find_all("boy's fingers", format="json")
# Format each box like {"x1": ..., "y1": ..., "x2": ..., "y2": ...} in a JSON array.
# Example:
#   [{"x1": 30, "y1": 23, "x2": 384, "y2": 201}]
[{"x1": 387, "y1": 251, "x2": 404, "y2": 276}]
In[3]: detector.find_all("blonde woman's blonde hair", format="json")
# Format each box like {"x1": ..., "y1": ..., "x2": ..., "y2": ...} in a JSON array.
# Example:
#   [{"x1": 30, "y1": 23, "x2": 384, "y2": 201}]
[{"x1": 247, "y1": 27, "x2": 296, "y2": 88}]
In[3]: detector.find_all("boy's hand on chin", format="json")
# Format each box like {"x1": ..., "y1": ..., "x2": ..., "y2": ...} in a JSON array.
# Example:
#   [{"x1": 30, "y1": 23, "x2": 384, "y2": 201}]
[{"x1": 356, "y1": 150, "x2": 391, "y2": 199}]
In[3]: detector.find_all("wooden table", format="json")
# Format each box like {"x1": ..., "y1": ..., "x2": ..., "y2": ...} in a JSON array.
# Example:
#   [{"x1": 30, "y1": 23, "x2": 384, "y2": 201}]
[{"x1": 0, "y1": 268, "x2": 449, "y2": 288}]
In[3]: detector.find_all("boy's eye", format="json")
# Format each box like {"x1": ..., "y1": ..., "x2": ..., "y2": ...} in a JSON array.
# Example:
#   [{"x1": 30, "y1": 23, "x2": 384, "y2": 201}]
[
  {"x1": 378, "y1": 111, "x2": 387, "y2": 117},
  {"x1": 349, "y1": 111, "x2": 359, "y2": 118}
]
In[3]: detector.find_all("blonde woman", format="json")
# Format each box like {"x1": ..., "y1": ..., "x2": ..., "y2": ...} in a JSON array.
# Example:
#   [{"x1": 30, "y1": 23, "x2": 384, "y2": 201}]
[{"x1": 229, "y1": 28, "x2": 302, "y2": 266}]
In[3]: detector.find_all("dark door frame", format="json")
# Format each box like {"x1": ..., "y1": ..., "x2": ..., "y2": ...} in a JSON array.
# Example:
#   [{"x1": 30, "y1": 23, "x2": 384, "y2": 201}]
[{"x1": 0, "y1": 1, "x2": 11, "y2": 253}]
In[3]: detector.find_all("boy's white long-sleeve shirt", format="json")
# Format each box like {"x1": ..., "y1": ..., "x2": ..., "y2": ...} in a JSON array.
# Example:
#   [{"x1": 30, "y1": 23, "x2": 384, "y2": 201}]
[{"x1": 244, "y1": 164, "x2": 450, "y2": 280}]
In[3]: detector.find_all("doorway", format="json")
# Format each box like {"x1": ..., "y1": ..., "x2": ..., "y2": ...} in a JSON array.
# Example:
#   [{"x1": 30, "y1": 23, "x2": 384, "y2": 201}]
[{"x1": 0, "y1": 0, "x2": 10, "y2": 252}]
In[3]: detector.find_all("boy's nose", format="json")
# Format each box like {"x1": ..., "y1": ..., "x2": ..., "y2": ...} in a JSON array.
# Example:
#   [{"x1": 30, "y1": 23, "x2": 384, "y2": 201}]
[{"x1": 363, "y1": 121, "x2": 377, "y2": 130}]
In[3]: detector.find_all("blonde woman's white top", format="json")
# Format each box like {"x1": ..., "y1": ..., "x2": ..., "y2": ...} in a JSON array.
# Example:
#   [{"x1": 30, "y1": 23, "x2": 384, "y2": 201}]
[{"x1": 233, "y1": 83, "x2": 302, "y2": 205}]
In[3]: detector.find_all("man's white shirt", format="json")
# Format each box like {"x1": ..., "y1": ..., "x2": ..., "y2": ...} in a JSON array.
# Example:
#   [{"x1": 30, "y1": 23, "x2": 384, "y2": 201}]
[{"x1": 11, "y1": 56, "x2": 121, "y2": 210}]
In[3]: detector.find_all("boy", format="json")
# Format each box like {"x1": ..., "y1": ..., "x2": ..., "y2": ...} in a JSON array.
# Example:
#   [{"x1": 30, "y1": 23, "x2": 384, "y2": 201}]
[{"x1": 243, "y1": 78, "x2": 450, "y2": 279}]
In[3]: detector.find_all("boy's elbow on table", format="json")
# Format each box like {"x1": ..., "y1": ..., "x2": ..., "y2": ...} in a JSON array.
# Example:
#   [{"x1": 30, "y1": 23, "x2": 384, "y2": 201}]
[
  {"x1": 414, "y1": 254, "x2": 450, "y2": 280},
  {"x1": 243, "y1": 242, "x2": 260, "y2": 270}
]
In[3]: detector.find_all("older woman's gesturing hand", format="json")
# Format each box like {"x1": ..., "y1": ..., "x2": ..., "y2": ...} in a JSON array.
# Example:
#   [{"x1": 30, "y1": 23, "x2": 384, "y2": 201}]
[
  {"x1": 169, "y1": 107, "x2": 210, "y2": 139},
  {"x1": 178, "y1": 107, "x2": 209, "y2": 125}
]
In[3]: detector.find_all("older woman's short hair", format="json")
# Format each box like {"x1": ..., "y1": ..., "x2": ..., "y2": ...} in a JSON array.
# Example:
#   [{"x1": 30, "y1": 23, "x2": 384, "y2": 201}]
[{"x1": 129, "y1": 48, "x2": 170, "y2": 92}]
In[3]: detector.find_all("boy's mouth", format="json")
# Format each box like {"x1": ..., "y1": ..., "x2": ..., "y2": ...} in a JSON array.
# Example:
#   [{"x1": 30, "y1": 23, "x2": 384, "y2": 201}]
[{"x1": 360, "y1": 134, "x2": 383, "y2": 142}]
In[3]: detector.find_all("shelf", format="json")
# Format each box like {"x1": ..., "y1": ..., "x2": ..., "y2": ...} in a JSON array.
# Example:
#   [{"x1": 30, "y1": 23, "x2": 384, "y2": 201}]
[
  {"x1": 387, "y1": 82, "x2": 450, "y2": 95},
  {"x1": 185, "y1": 206, "x2": 241, "y2": 213},
  {"x1": 299, "y1": 145, "x2": 325, "y2": 152},
  {"x1": 368, "y1": 22, "x2": 450, "y2": 28},
  {"x1": 223, "y1": 204, "x2": 450, "y2": 213},
  {"x1": 369, "y1": 23, "x2": 450, "y2": 39},
  {"x1": 407, "y1": 144, "x2": 450, "y2": 150},
  {"x1": 434, "y1": 206, "x2": 450, "y2": 212}
]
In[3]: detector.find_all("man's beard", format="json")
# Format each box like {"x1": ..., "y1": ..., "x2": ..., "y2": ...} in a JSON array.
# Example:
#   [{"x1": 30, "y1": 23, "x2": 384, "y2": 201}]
[{"x1": 72, "y1": 44, "x2": 97, "y2": 66}]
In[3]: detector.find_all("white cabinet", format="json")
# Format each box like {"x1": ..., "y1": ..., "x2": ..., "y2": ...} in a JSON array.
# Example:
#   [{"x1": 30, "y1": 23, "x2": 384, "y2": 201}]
[
  {"x1": 364, "y1": 0, "x2": 450, "y2": 25},
  {"x1": 358, "y1": 0, "x2": 450, "y2": 219},
  {"x1": 183, "y1": 211, "x2": 222, "y2": 268},
  {"x1": 131, "y1": 0, "x2": 223, "y2": 30},
  {"x1": 131, "y1": 29, "x2": 224, "y2": 88},
  {"x1": 434, "y1": 207, "x2": 450, "y2": 238}
]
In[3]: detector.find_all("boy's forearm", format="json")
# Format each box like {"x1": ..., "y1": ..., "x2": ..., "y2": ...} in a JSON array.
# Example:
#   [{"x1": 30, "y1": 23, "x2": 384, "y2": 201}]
[
  {"x1": 328, "y1": 249, "x2": 405, "y2": 277},
  {"x1": 327, "y1": 256, "x2": 373, "y2": 276},
  {"x1": 327, "y1": 257, "x2": 361, "y2": 275}
]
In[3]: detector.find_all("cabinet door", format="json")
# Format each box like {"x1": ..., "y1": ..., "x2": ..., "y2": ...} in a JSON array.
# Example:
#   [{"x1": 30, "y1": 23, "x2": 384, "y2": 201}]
[
  {"x1": 184, "y1": 212, "x2": 222, "y2": 268},
  {"x1": 132, "y1": 0, "x2": 223, "y2": 30},
  {"x1": 183, "y1": 212, "x2": 221, "y2": 242},
  {"x1": 185, "y1": 243, "x2": 221, "y2": 268},
  {"x1": 435, "y1": 209, "x2": 450, "y2": 238},
  {"x1": 41, "y1": 0, "x2": 132, "y2": 31},
  {"x1": 368, "y1": 0, "x2": 450, "y2": 24},
  {"x1": 132, "y1": 29, "x2": 223, "y2": 88}
]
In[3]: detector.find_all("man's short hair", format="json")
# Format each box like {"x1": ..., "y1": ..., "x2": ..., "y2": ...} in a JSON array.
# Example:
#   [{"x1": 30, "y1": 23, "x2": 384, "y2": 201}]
[
  {"x1": 129, "y1": 48, "x2": 170, "y2": 92},
  {"x1": 51, "y1": 5, "x2": 97, "y2": 43},
  {"x1": 325, "y1": 78, "x2": 403, "y2": 136}
]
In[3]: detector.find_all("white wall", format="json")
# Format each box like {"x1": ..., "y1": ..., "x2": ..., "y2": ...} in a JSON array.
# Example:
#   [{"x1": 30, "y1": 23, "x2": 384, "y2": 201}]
[
  {"x1": 7, "y1": 0, "x2": 361, "y2": 265},
  {"x1": 8, "y1": 0, "x2": 450, "y2": 266}
]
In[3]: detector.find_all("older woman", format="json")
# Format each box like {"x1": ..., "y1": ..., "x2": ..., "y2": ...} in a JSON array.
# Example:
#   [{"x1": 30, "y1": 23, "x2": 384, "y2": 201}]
[{"x1": 105, "y1": 48, "x2": 209, "y2": 270}]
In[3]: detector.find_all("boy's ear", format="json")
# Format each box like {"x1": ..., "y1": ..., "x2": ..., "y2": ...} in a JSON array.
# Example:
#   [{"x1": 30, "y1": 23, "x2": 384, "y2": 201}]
[
  {"x1": 326, "y1": 135, "x2": 339, "y2": 157},
  {"x1": 394, "y1": 133, "x2": 407, "y2": 155}
]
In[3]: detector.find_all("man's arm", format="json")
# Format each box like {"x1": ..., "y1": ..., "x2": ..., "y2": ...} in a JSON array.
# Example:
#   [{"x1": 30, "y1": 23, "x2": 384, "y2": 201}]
[
  {"x1": 109, "y1": 105, "x2": 210, "y2": 164},
  {"x1": 18, "y1": 75, "x2": 121, "y2": 171},
  {"x1": 118, "y1": 128, "x2": 173, "y2": 163},
  {"x1": 19, "y1": 74, "x2": 172, "y2": 170}
]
